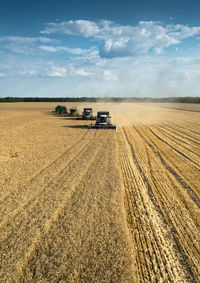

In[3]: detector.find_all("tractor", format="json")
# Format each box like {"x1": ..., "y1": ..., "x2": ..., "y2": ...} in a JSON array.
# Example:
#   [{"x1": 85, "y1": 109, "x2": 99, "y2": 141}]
[{"x1": 88, "y1": 111, "x2": 116, "y2": 129}]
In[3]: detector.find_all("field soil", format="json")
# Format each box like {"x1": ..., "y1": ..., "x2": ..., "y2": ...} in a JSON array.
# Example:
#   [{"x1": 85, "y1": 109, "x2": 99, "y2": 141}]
[{"x1": 0, "y1": 102, "x2": 199, "y2": 282}]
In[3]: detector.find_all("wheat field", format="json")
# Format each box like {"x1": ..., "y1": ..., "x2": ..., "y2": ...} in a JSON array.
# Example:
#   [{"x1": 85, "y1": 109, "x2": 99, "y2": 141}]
[{"x1": 0, "y1": 102, "x2": 199, "y2": 282}]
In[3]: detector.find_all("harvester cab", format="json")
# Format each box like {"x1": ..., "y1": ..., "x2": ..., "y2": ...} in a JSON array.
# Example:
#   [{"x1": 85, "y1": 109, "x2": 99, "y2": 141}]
[
  {"x1": 83, "y1": 108, "x2": 93, "y2": 118},
  {"x1": 69, "y1": 107, "x2": 78, "y2": 115},
  {"x1": 88, "y1": 111, "x2": 116, "y2": 129},
  {"x1": 77, "y1": 108, "x2": 96, "y2": 120}
]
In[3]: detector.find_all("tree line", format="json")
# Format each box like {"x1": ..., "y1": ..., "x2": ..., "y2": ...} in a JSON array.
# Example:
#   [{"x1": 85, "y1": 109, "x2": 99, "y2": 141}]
[{"x1": 0, "y1": 96, "x2": 199, "y2": 103}]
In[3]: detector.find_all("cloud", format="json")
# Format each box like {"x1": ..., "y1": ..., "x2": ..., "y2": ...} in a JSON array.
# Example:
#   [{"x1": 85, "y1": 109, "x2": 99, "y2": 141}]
[
  {"x1": 40, "y1": 20, "x2": 200, "y2": 58},
  {"x1": 46, "y1": 64, "x2": 67, "y2": 77},
  {"x1": 104, "y1": 69, "x2": 117, "y2": 80},
  {"x1": 41, "y1": 20, "x2": 100, "y2": 37},
  {"x1": 0, "y1": 36, "x2": 53, "y2": 43},
  {"x1": 39, "y1": 45, "x2": 88, "y2": 55},
  {"x1": 168, "y1": 24, "x2": 200, "y2": 39},
  {"x1": 1, "y1": 19, "x2": 200, "y2": 97},
  {"x1": 98, "y1": 21, "x2": 181, "y2": 57},
  {"x1": 0, "y1": 36, "x2": 58, "y2": 54},
  {"x1": 75, "y1": 69, "x2": 89, "y2": 76},
  {"x1": 1, "y1": 53, "x2": 200, "y2": 97}
]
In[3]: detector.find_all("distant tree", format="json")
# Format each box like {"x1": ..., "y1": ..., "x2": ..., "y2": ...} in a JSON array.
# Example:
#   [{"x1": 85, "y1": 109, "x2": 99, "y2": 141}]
[{"x1": 0, "y1": 96, "x2": 199, "y2": 103}]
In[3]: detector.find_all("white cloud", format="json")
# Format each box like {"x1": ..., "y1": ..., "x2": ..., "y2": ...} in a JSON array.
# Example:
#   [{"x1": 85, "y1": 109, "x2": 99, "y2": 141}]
[
  {"x1": 1, "y1": 19, "x2": 200, "y2": 97},
  {"x1": 75, "y1": 69, "x2": 89, "y2": 76},
  {"x1": 98, "y1": 21, "x2": 181, "y2": 57},
  {"x1": 46, "y1": 65, "x2": 67, "y2": 77},
  {"x1": 1, "y1": 53, "x2": 200, "y2": 97},
  {"x1": 39, "y1": 45, "x2": 87, "y2": 55},
  {"x1": 0, "y1": 36, "x2": 53, "y2": 43},
  {"x1": 104, "y1": 69, "x2": 117, "y2": 80},
  {"x1": 168, "y1": 24, "x2": 200, "y2": 39},
  {"x1": 40, "y1": 20, "x2": 200, "y2": 58},
  {"x1": 0, "y1": 36, "x2": 58, "y2": 54},
  {"x1": 41, "y1": 20, "x2": 100, "y2": 37}
]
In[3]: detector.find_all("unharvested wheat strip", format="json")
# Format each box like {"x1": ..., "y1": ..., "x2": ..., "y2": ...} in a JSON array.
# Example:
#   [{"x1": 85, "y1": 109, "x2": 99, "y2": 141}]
[
  {"x1": 15, "y1": 131, "x2": 135, "y2": 283},
  {"x1": 128, "y1": 125, "x2": 200, "y2": 280},
  {"x1": 117, "y1": 127, "x2": 189, "y2": 282},
  {"x1": 0, "y1": 131, "x2": 112, "y2": 281},
  {"x1": 0, "y1": 130, "x2": 96, "y2": 222}
]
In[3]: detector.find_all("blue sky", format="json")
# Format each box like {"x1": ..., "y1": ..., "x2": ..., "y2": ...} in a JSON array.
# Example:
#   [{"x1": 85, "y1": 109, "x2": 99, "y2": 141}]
[{"x1": 0, "y1": 0, "x2": 200, "y2": 97}]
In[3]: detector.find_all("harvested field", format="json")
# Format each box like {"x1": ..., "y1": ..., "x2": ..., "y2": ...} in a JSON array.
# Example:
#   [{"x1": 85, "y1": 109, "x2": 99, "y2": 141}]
[{"x1": 0, "y1": 102, "x2": 199, "y2": 282}]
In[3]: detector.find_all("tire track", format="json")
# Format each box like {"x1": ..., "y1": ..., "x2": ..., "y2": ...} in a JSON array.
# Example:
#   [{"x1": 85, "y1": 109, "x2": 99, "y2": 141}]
[
  {"x1": 7, "y1": 131, "x2": 135, "y2": 283},
  {"x1": 148, "y1": 126, "x2": 200, "y2": 171},
  {"x1": 127, "y1": 125, "x2": 200, "y2": 281},
  {"x1": 0, "y1": 130, "x2": 95, "y2": 221},
  {"x1": 134, "y1": 125, "x2": 200, "y2": 205},
  {"x1": 116, "y1": 127, "x2": 190, "y2": 282},
  {"x1": 0, "y1": 131, "x2": 112, "y2": 281},
  {"x1": 156, "y1": 125, "x2": 200, "y2": 157},
  {"x1": 161, "y1": 123, "x2": 200, "y2": 146},
  {"x1": 0, "y1": 128, "x2": 90, "y2": 201}
]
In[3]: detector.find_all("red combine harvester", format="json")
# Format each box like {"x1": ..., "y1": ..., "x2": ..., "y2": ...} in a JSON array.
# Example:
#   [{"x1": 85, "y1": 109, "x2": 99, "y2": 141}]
[
  {"x1": 62, "y1": 107, "x2": 82, "y2": 118},
  {"x1": 76, "y1": 108, "x2": 96, "y2": 120}
]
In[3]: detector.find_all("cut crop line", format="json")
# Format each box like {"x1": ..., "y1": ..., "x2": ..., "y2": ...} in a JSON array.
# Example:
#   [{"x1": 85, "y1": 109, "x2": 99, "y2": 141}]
[
  {"x1": 117, "y1": 127, "x2": 186, "y2": 282},
  {"x1": 0, "y1": 129, "x2": 91, "y2": 203},
  {"x1": 128, "y1": 125, "x2": 200, "y2": 280},
  {"x1": 0, "y1": 130, "x2": 95, "y2": 222},
  {"x1": 14, "y1": 131, "x2": 115, "y2": 281},
  {"x1": 133, "y1": 125, "x2": 200, "y2": 205},
  {"x1": 0, "y1": 131, "x2": 102, "y2": 241},
  {"x1": 148, "y1": 126, "x2": 200, "y2": 171}
]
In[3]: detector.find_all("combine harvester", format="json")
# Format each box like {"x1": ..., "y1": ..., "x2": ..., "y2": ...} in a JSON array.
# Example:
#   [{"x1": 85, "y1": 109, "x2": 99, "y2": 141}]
[
  {"x1": 76, "y1": 108, "x2": 96, "y2": 120},
  {"x1": 62, "y1": 107, "x2": 82, "y2": 118},
  {"x1": 88, "y1": 111, "x2": 116, "y2": 129},
  {"x1": 54, "y1": 105, "x2": 68, "y2": 115}
]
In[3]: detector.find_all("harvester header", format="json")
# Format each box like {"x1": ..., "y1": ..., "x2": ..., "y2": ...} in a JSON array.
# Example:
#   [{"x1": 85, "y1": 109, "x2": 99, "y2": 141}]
[{"x1": 62, "y1": 107, "x2": 82, "y2": 117}]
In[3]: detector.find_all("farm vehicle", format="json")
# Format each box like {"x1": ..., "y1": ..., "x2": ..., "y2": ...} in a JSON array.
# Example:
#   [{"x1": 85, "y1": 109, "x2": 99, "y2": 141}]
[
  {"x1": 62, "y1": 107, "x2": 82, "y2": 118},
  {"x1": 88, "y1": 111, "x2": 116, "y2": 129},
  {"x1": 76, "y1": 108, "x2": 96, "y2": 120},
  {"x1": 54, "y1": 105, "x2": 68, "y2": 115}
]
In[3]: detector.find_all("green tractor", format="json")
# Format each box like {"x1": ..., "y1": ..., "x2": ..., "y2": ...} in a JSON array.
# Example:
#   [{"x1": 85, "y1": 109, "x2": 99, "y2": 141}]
[{"x1": 54, "y1": 105, "x2": 68, "y2": 115}]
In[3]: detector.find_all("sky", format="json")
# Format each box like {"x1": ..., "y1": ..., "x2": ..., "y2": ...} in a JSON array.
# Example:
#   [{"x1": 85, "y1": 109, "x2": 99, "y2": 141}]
[{"x1": 0, "y1": 0, "x2": 200, "y2": 97}]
